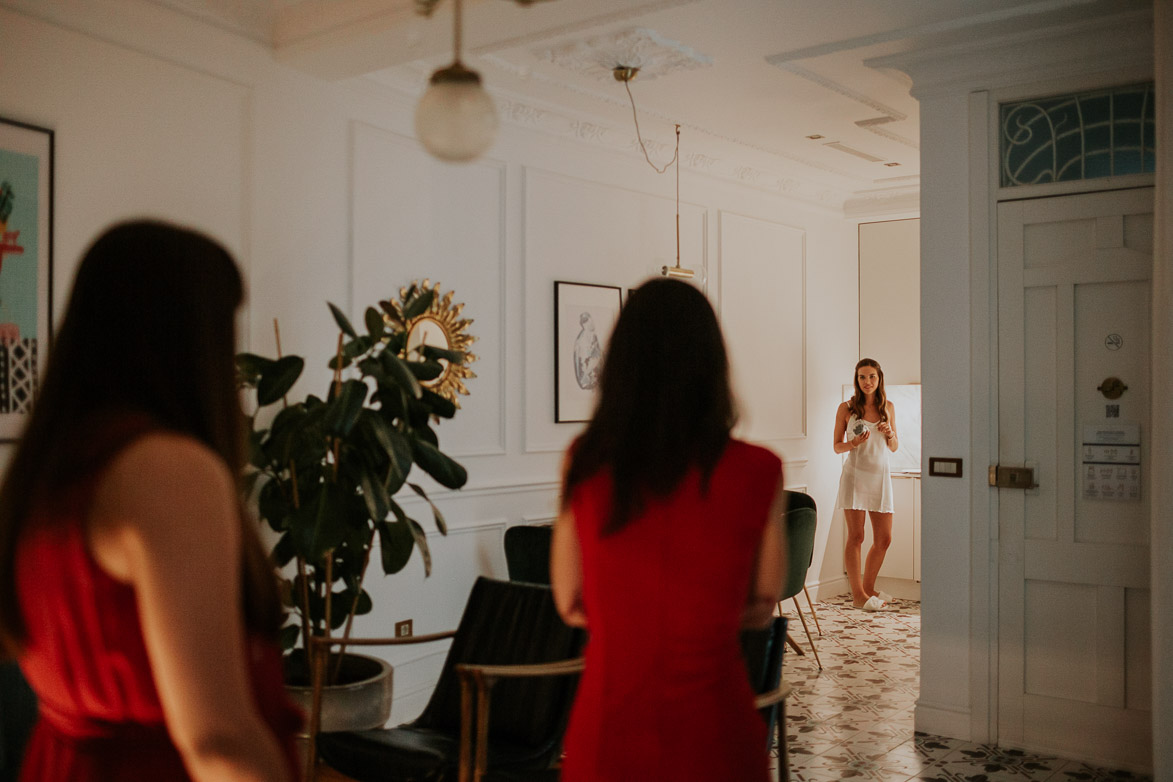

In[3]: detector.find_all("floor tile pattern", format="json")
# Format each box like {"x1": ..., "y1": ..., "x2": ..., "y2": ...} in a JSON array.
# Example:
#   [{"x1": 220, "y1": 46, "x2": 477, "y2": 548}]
[{"x1": 772, "y1": 595, "x2": 1151, "y2": 782}]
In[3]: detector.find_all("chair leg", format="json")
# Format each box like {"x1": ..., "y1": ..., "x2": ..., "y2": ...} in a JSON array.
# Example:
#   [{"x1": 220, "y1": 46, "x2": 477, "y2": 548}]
[
  {"x1": 779, "y1": 700, "x2": 790, "y2": 782},
  {"x1": 791, "y1": 597, "x2": 822, "y2": 670},
  {"x1": 802, "y1": 585, "x2": 822, "y2": 637},
  {"x1": 778, "y1": 601, "x2": 805, "y2": 656}
]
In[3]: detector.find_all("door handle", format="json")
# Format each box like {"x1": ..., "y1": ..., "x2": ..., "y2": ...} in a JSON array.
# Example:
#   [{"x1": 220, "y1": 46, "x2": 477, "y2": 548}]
[{"x1": 989, "y1": 465, "x2": 1038, "y2": 489}]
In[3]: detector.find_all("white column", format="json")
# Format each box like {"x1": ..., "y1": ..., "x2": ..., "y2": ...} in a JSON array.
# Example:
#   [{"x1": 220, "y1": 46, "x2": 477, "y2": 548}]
[{"x1": 1151, "y1": 0, "x2": 1173, "y2": 775}]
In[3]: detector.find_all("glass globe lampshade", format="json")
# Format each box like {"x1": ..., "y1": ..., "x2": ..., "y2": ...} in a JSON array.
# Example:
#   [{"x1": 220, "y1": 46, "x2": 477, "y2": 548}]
[{"x1": 415, "y1": 62, "x2": 498, "y2": 162}]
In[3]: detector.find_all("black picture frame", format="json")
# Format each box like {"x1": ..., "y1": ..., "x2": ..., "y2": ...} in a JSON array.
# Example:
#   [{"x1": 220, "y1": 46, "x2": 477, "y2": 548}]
[
  {"x1": 554, "y1": 281, "x2": 622, "y2": 423},
  {"x1": 0, "y1": 117, "x2": 54, "y2": 442}
]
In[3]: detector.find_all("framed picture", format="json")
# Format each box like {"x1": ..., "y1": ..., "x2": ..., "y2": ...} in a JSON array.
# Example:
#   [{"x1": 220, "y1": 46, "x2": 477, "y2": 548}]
[
  {"x1": 554, "y1": 281, "x2": 622, "y2": 423},
  {"x1": 0, "y1": 117, "x2": 54, "y2": 441}
]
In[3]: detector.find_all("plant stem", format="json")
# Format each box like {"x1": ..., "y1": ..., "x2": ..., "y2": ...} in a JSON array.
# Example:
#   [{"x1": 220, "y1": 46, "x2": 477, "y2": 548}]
[
  {"x1": 322, "y1": 551, "x2": 334, "y2": 684},
  {"x1": 274, "y1": 317, "x2": 312, "y2": 654},
  {"x1": 331, "y1": 527, "x2": 377, "y2": 683}
]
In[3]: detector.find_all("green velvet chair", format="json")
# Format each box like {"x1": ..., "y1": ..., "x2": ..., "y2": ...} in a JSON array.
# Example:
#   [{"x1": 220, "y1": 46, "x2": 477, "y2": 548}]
[
  {"x1": 502, "y1": 525, "x2": 553, "y2": 586},
  {"x1": 780, "y1": 491, "x2": 821, "y2": 669}
]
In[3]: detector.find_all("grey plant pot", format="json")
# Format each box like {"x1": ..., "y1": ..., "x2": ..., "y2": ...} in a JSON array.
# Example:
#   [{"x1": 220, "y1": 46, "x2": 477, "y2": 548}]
[{"x1": 285, "y1": 652, "x2": 393, "y2": 734}]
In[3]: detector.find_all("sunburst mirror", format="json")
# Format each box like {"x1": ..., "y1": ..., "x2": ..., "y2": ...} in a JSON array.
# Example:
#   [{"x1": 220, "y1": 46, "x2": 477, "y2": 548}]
[{"x1": 384, "y1": 280, "x2": 476, "y2": 407}]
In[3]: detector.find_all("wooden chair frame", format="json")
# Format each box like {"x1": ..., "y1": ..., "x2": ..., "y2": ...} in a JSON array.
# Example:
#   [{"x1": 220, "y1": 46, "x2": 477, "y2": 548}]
[
  {"x1": 455, "y1": 661, "x2": 793, "y2": 782},
  {"x1": 455, "y1": 656, "x2": 585, "y2": 782},
  {"x1": 306, "y1": 632, "x2": 457, "y2": 782}
]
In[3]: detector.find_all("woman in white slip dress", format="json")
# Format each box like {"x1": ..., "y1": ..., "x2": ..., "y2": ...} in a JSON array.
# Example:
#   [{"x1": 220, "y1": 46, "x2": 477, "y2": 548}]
[{"x1": 834, "y1": 358, "x2": 898, "y2": 611}]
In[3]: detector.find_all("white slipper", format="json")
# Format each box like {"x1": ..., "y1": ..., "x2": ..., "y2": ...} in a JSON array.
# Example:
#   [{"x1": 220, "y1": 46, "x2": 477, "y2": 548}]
[
  {"x1": 856, "y1": 595, "x2": 886, "y2": 612},
  {"x1": 877, "y1": 591, "x2": 895, "y2": 604}
]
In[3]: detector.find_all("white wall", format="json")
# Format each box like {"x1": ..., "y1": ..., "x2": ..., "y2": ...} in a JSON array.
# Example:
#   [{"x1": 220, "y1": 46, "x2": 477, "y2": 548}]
[
  {"x1": 0, "y1": 1, "x2": 859, "y2": 721},
  {"x1": 859, "y1": 218, "x2": 921, "y2": 386}
]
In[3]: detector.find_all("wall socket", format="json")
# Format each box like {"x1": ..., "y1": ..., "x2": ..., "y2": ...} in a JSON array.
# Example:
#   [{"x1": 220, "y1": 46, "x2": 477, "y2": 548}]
[{"x1": 394, "y1": 619, "x2": 413, "y2": 638}]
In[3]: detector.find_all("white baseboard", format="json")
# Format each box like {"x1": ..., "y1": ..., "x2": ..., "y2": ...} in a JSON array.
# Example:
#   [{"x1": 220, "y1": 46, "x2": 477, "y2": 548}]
[
  {"x1": 915, "y1": 700, "x2": 971, "y2": 741},
  {"x1": 805, "y1": 576, "x2": 850, "y2": 602}
]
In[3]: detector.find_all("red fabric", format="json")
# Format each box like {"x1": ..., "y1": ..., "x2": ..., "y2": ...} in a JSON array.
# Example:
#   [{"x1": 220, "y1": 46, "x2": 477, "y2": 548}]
[
  {"x1": 561, "y1": 439, "x2": 782, "y2": 782},
  {"x1": 14, "y1": 505, "x2": 303, "y2": 781}
]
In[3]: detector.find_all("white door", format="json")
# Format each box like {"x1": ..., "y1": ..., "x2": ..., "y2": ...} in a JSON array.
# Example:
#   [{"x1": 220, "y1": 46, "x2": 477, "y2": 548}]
[{"x1": 997, "y1": 187, "x2": 1153, "y2": 768}]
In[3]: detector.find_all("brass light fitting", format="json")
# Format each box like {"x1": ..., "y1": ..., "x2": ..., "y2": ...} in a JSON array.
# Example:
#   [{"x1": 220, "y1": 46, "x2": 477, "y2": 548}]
[{"x1": 614, "y1": 66, "x2": 697, "y2": 281}]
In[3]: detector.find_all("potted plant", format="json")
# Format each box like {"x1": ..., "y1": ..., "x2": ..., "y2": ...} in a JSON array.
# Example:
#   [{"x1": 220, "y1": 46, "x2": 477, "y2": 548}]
[{"x1": 236, "y1": 283, "x2": 471, "y2": 730}]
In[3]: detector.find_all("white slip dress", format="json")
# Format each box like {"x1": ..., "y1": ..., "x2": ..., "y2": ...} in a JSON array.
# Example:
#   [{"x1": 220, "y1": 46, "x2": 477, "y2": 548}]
[{"x1": 835, "y1": 414, "x2": 894, "y2": 512}]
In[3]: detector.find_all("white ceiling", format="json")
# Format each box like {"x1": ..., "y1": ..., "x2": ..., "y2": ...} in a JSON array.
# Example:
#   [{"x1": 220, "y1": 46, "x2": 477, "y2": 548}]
[{"x1": 134, "y1": 0, "x2": 1136, "y2": 212}]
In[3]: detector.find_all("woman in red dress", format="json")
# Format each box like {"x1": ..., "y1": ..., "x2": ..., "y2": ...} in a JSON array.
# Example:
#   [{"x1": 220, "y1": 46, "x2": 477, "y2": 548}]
[
  {"x1": 552, "y1": 278, "x2": 786, "y2": 782},
  {"x1": 0, "y1": 221, "x2": 302, "y2": 781}
]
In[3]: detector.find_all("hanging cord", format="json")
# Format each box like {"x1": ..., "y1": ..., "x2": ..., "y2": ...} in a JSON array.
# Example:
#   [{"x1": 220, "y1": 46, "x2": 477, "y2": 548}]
[
  {"x1": 623, "y1": 77, "x2": 679, "y2": 174},
  {"x1": 673, "y1": 123, "x2": 680, "y2": 267},
  {"x1": 618, "y1": 69, "x2": 687, "y2": 275}
]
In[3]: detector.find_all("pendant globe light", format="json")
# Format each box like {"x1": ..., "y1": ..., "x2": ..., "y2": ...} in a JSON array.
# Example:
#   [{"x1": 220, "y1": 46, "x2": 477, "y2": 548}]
[{"x1": 415, "y1": 0, "x2": 498, "y2": 162}]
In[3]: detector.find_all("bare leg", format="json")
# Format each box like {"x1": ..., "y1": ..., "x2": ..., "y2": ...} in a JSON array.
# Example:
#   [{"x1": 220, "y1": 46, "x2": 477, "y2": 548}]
[
  {"x1": 843, "y1": 510, "x2": 868, "y2": 606},
  {"x1": 862, "y1": 511, "x2": 893, "y2": 599}
]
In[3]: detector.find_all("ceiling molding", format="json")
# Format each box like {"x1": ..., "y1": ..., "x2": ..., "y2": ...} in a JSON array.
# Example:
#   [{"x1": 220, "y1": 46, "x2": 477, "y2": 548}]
[
  {"x1": 763, "y1": 0, "x2": 1106, "y2": 65},
  {"x1": 866, "y1": 4, "x2": 1153, "y2": 99},
  {"x1": 770, "y1": 60, "x2": 919, "y2": 151},
  {"x1": 474, "y1": 54, "x2": 871, "y2": 186},
  {"x1": 536, "y1": 27, "x2": 712, "y2": 82},
  {"x1": 488, "y1": 91, "x2": 849, "y2": 209}
]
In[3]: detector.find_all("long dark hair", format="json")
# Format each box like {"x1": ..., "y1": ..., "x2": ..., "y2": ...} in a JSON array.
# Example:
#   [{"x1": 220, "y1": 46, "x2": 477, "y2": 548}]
[
  {"x1": 0, "y1": 220, "x2": 282, "y2": 653},
  {"x1": 846, "y1": 357, "x2": 888, "y2": 423},
  {"x1": 561, "y1": 278, "x2": 737, "y2": 535}
]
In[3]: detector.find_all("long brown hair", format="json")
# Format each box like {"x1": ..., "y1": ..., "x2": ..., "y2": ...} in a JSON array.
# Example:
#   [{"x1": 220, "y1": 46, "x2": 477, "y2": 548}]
[
  {"x1": 0, "y1": 220, "x2": 282, "y2": 654},
  {"x1": 561, "y1": 278, "x2": 737, "y2": 535},
  {"x1": 846, "y1": 357, "x2": 888, "y2": 423}
]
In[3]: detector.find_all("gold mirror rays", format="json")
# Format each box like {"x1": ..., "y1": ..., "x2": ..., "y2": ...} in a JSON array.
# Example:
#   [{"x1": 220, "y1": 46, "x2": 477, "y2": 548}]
[{"x1": 385, "y1": 280, "x2": 477, "y2": 407}]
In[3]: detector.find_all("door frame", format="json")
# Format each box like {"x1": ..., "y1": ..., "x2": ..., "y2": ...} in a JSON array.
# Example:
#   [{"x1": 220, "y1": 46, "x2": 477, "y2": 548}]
[{"x1": 966, "y1": 79, "x2": 1157, "y2": 747}]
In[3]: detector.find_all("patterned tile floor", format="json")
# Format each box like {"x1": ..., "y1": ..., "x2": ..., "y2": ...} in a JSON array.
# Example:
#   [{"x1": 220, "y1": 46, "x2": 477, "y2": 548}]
[{"x1": 772, "y1": 595, "x2": 1152, "y2": 782}]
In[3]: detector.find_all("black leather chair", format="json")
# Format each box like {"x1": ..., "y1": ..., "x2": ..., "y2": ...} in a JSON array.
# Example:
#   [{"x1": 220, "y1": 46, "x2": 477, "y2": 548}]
[
  {"x1": 0, "y1": 661, "x2": 37, "y2": 782},
  {"x1": 313, "y1": 577, "x2": 585, "y2": 782},
  {"x1": 472, "y1": 617, "x2": 792, "y2": 782},
  {"x1": 502, "y1": 525, "x2": 553, "y2": 586}
]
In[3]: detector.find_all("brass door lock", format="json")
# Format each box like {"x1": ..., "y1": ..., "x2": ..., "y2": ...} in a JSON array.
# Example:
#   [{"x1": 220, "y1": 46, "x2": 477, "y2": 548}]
[
  {"x1": 1097, "y1": 377, "x2": 1128, "y2": 399},
  {"x1": 989, "y1": 465, "x2": 1038, "y2": 489}
]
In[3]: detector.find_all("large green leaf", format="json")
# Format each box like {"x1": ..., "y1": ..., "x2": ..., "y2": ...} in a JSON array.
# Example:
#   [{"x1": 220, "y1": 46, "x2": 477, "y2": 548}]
[
  {"x1": 411, "y1": 439, "x2": 467, "y2": 489},
  {"x1": 406, "y1": 359, "x2": 444, "y2": 382},
  {"x1": 258, "y1": 479, "x2": 291, "y2": 532},
  {"x1": 257, "y1": 355, "x2": 304, "y2": 406},
  {"x1": 364, "y1": 415, "x2": 410, "y2": 494},
  {"x1": 358, "y1": 462, "x2": 391, "y2": 522},
  {"x1": 235, "y1": 352, "x2": 271, "y2": 386},
  {"x1": 403, "y1": 288, "x2": 435, "y2": 320},
  {"x1": 328, "y1": 302, "x2": 358, "y2": 338},
  {"x1": 295, "y1": 486, "x2": 348, "y2": 562},
  {"x1": 329, "y1": 337, "x2": 373, "y2": 371},
  {"x1": 376, "y1": 519, "x2": 415, "y2": 575},
  {"x1": 379, "y1": 351, "x2": 423, "y2": 399},
  {"x1": 279, "y1": 624, "x2": 300, "y2": 652},
  {"x1": 323, "y1": 378, "x2": 368, "y2": 437},
  {"x1": 408, "y1": 482, "x2": 448, "y2": 535},
  {"x1": 364, "y1": 307, "x2": 386, "y2": 340},
  {"x1": 420, "y1": 388, "x2": 456, "y2": 419},
  {"x1": 271, "y1": 530, "x2": 297, "y2": 567},
  {"x1": 419, "y1": 344, "x2": 465, "y2": 364},
  {"x1": 407, "y1": 518, "x2": 432, "y2": 577}
]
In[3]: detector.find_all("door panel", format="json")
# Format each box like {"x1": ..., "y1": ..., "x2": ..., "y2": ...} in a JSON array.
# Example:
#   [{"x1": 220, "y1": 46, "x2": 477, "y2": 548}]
[{"x1": 997, "y1": 188, "x2": 1152, "y2": 769}]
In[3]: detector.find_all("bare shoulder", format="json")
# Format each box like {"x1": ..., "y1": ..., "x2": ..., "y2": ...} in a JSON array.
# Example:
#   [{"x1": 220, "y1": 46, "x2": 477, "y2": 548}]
[
  {"x1": 836, "y1": 401, "x2": 851, "y2": 417},
  {"x1": 90, "y1": 433, "x2": 238, "y2": 579},
  {"x1": 103, "y1": 432, "x2": 231, "y2": 492},
  {"x1": 886, "y1": 400, "x2": 897, "y2": 415},
  {"x1": 93, "y1": 433, "x2": 235, "y2": 532}
]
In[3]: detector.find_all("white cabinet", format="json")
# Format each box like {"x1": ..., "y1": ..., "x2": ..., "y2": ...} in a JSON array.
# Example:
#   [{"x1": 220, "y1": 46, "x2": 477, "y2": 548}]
[{"x1": 862, "y1": 474, "x2": 921, "y2": 582}]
